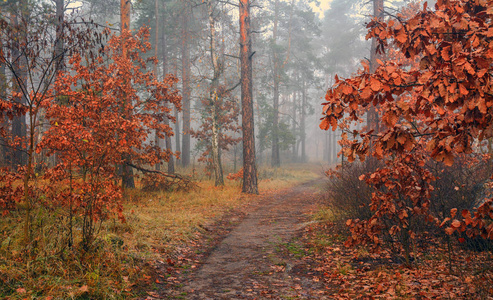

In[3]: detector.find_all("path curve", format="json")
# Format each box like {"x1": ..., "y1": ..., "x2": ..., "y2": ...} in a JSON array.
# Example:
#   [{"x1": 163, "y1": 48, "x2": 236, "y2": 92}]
[{"x1": 179, "y1": 178, "x2": 326, "y2": 299}]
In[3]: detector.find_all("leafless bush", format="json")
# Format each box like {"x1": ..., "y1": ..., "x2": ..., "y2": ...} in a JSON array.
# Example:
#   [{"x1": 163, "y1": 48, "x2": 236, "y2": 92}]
[
  {"x1": 325, "y1": 160, "x2": 381, "y2": 220},
  {"x1": 428, "y1": 156, "x2": 491, "y2": 220}
]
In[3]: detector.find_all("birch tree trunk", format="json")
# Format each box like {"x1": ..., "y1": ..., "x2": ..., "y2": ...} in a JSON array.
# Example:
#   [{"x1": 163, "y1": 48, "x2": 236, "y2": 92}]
[{"x1": 207, "y1": 0, "x2": 224, "y2": 186}]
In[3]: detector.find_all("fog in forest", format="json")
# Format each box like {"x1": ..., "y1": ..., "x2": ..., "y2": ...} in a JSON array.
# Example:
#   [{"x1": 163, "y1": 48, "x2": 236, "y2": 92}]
[
  {"x1": 0, "y1": 0, "x2": 411, "y2": 175},
  {"x1": 71, "y1": 0, "x2": 375, "y2": 169}
]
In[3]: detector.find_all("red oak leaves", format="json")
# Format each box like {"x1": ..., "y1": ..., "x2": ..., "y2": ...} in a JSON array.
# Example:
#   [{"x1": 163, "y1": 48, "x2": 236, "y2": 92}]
[{"x1": 320, "y1": 0, "x2": 493, "y2": 249}]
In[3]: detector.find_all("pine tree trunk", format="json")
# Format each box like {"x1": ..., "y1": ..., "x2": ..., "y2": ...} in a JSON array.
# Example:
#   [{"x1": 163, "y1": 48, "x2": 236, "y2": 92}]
[
  {"x1": 161, "y1": 4, "x2": 174, "y2": 174},
  {"x1": 301, "y1": 80, "x2": 306, "y2": 163},
  {"x1": 181, "y1": 7, "x2": 191, "y2": 167},
  {"x1": 172, "y1": 50, "x2": 181, "y2": 165},
  {"x1": 367, "y1": 0, "x2": 384, "y2": 132},
  {"x1": 291, "y1": 92, "x2": 296, "y2": 160},
  {"x1": 55, "y1": 0, "x2": 64, "y2": 69},
  {"x1": 11, "y1": 10, "x2": 27, "y2": 167},
  {"x1": 121, "y1": 0, "x2": 134, "y2": 189},
  {"x1": 240, "y1": 0, "x2": 258, "y2": 194},
  {"x1": 332, "y1": 128, "x2": 337, "y2": 163},
  {"x1": 271, "y1": 0, "x2": 280, "y2": 167}
]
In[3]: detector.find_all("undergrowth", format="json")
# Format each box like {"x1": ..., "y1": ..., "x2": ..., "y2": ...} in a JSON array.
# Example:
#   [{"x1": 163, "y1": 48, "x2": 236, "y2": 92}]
[{"x1": 0, "y1": 163, "x2": 317, "y2": 299}]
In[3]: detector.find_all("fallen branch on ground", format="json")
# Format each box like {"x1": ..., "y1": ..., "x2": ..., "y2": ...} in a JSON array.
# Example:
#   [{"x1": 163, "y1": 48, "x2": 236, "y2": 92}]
[{"x1": 127, "y1": 163, "x2": 197, "y2": 191}]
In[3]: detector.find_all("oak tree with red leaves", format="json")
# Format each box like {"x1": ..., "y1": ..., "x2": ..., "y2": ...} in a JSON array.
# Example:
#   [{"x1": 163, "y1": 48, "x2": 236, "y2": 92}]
[
  {"x1": 39, "y1": 28, "x2": 181, "y2": 249},
  {"x1": 320, "y1": 0, "x2": 493, "y2": 259}
]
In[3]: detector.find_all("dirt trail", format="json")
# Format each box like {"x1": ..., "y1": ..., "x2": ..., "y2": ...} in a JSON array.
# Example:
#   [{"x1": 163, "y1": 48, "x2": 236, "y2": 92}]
[{"x1": 171, "y1": 178, "x2": 326, "y2": 299}]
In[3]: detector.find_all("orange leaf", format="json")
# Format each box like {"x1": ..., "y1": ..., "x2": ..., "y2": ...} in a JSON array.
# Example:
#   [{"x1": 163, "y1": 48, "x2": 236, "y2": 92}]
[
  {"x1": 451, "y1": 219, "x2": 461, "y2": 228},
  {"x1": 342, "y1": 84, "x2": 353, "y2": 95},
  {"x1": 370, "y1": 79, "x2": 381, "y2": 92},
  {"x1": 319, "y1": 118, "x2": 331, "y2": 131},
  {"x1": 459, "y1": 83, "x2": 469, "y2": 95}
]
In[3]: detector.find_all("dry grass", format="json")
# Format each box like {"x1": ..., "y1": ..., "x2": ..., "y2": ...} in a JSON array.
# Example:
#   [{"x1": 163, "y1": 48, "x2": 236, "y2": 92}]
[
  {"x1": 119, "y1": 163, "x2": 320, "y2": 257},
  {"x1": 0, "y1": 163, "x2": 319, "y2": 299},
  {"x1": 118, "y1": 180, "x2": 255, "y2": 258},
  {"x1": 257, "y1": 163, "x2": 321, "y2": 192}
]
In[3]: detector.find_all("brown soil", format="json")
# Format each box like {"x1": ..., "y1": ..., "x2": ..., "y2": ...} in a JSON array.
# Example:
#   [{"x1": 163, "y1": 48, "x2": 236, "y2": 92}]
[{"x1": 152, "y1": 178, "x2": 328, "y2": 299}]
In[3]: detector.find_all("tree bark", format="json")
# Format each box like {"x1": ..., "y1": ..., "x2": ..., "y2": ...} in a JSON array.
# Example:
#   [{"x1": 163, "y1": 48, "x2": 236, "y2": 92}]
[
  {"x1": 181, "y1": 4, "x2": 191, "y2": 167},
  {"x1": 121, "y1": 0, "x2": 135, "y2": 189},
  {"x1": 301, "y1": 79, "x2": 306, "y2": 163},
  {"x1": 172, "y1": 56, "x2": 181, "y2": 165},
  {"x1": 207, "y1": 0, "x2": 224, "y2": 186},
  {"x1": 154, "y1": 0, "x2": 161, "y2": 171},
  {"x1": 240, "y1": 0, "x2": 258, "y2": 194},
  {"x1": 11, "y1": 9, "x2": 27, "y2": 167},
  {"x1": 161, "y1": 3, "x2": 174, "y2": 174},
  {"x1": 0, "y1": 39, "x2": 7, "y2": 167},
  {"x1": 332, "y1": 128, "x2": 337, "y2": 163},
  {"x1": 367, "y1": 0, "x2": 384, "y2": 132},
  {"x1": 271, "y1": 0, "x2": 280, "y2": 167},
  {"x1": 54, "y1": 0, "x2": 64, "y2": 70},
  {"x1": 291, "y1": 92, "x2": 296, "y2": 160},
  {"x1": 121, "y1": 0, "x2": 130, "y2": 33}
]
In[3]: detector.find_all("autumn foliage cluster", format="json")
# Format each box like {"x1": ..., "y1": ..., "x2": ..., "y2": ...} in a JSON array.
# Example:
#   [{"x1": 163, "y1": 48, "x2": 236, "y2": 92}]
[
  {"x1": 0, "y1": 22, "x2": 180, "y2": 254},
  {"x1": 320, "y1": 0, "x2": 493, "y2": 256}
]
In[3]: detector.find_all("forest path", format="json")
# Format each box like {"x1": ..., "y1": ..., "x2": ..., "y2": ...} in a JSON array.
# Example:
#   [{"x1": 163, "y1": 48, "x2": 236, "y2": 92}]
[{"x1": 161, "y1": 177, "x2": 327, "y2": 299}]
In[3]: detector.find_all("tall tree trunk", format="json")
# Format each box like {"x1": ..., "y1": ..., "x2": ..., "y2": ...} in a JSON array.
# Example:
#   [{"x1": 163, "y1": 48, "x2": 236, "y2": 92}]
[
  {"x1": 332, "y1": 128, "x2": 337, "y2": 163},
  {"x1": 181, "y1": 4, "x2": 191, "y2": 167},
  {"x1": 13, "y1": 0, "x2": 35, "y2": 246},
  {"x1": 154, "y1": 0, "x2": 161, "y2": 171},
  {"x1": 11, "y1": 10, "x2": 27, "y2": 167},
  {"x1": 301, "y1": 79, "x2": 306, "y2": 163},
  {"x1": 271, "y1": 0, "x2": 280, "y2": 167},
  {"x1": 367, "y1": 0, "x2": 384, "y2": 132},
  {"x1": 121, "y1": 0, "x2": 130, "y2": 32},
  {"x1": 240, "y1": 0, "x2": 258, "y2": 194},
  {"x1": 173, "y1": 57, "x2": 181, "y2": 165},
  {"x1": 207, "y1": 0, "x2": 224, "y2": 186},
  {"x1": 291, "y1": 92, "x2": 296, "y2": 160},
  {"x1": 121, "y1": 0, "x2": 135, "y2": 189},
  {"x1": 161, "y1": 3, "x2": 174, "y2": 173},
  {"x1": 0, "y1": 41, "x2": 7, "y2": 168},
  {"x1": 54, "y1": 0, "x2": 64, "y2": 70},
  {"x1": 175, "y1": 106, "x2": 181, "y2": 164},
  {"x1": 50, "y1": 0, "x2": 64, "y2": 167},
  {"x1": 325, "y1": 131, "x2": 329, "y2": 163}
]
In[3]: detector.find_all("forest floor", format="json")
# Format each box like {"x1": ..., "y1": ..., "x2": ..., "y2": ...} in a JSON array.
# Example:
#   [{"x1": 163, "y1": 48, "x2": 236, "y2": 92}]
[
  {"x1": 4, "y1": 164, "x2": 492, "y2": 299},
  {"x1": 140, "y1": 171, "x2": 493, "y2": 300},
  {"x1": 147, "y1": 177, "x2": 329, "y2": 299}
]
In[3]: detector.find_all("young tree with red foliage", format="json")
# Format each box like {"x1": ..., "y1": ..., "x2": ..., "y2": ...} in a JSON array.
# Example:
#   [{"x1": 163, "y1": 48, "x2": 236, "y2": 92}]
[
  {"x1": 39, "y1": 27, "x2": 181, "y2": 248},
  {"x1": 0, "y1": 3, "x2": 102, "y2": 245},
  {"x1": 320, "y1": 0, "x2": 493, "y2": 255}
]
